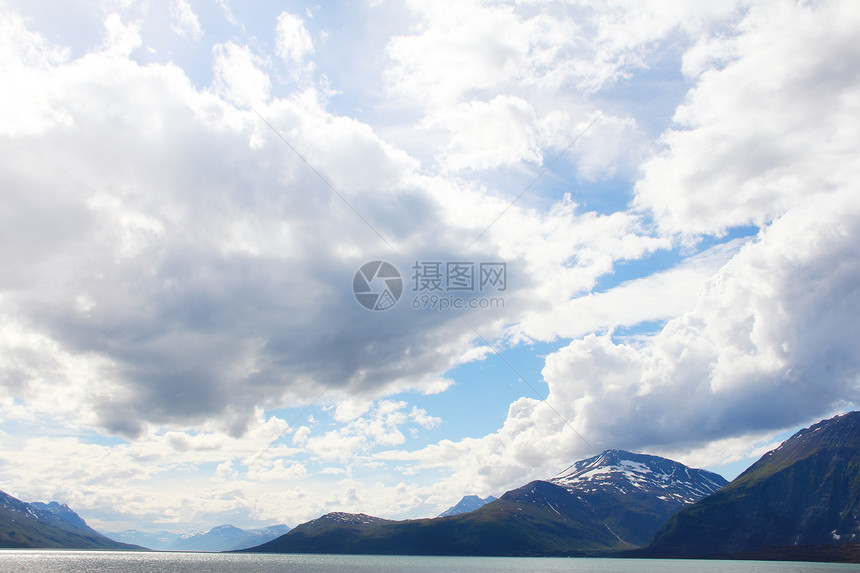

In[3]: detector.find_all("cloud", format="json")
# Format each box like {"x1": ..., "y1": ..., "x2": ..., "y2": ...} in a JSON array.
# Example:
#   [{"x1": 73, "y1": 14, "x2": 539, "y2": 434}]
[
  {"x1": 0, "y1": 409, "x2": 296, "y2": 524},
  {"x1": 385, "y1": 0, "x2": 734, "y2": 104},
  {"x1": 385, "y1": 0, "x2": 537, "y2": 106},
  {"x1": 383, "y1": 0, "x2": 743, "y2": 174},
  {"x1": 384, "y1": 197, "x2": 860, "y2": 495},
  {"x1": 425, "y1": 95, "x2": 542, "y2": 172},
  {"x1": 634, "y1": 0, "x2": 860, "y2": 236},
  {"x1": 275, "y1": 12, "x2": 313, "y2": 62},
  {"x1": 0, "y1": 6, "x2": 668, "y2": 443},
  {"x1": 511, "y1": 238, "x2": 747, "y2": 342},
  {"x1": 303, "y1": 400, "x2": 440, "y2": 461},
  {"x1": 409, "y1": 406, "x2": 441, "y2": 429},
  {"x1": 377, "y1": 0, "x2": 860, "y2": 501},
  {"x1": 0, "y1": 12, "x2": 482, "y2": 438},
  {"x1": 247, "y1": 460, "x2": 308, "y2": 482},
  {"x1": 541, "y1": 195, "x2": 860, "y2": 449},
  {"x1": 212, "y1": 41, "x2": 271, "y2": 108},
  {"x1": 170, "y1": 0, "x2": 203, "y2": 41},
  {"x1": 0, "y1": 11, "x2": 72, "y2": 136},
  {"x1": 216, "y1": 0, "x2": 240, "y2": 28},
  {"x1": 101, "y1": 13, "x2": 141, "y2": 57},
  {"x1": 292, "y1": 425, "x2": 311, "y2": 444}
]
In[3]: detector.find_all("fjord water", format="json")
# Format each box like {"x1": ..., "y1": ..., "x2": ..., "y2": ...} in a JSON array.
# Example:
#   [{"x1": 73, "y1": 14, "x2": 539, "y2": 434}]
[{"x1": 0, "y1": 552, "x2": 856, "y2": 573}]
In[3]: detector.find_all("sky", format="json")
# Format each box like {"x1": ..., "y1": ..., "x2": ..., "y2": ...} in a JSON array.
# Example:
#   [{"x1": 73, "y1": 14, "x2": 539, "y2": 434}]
[{"x1": 0, "y1": 0, "x2": 858, "y2": 533}]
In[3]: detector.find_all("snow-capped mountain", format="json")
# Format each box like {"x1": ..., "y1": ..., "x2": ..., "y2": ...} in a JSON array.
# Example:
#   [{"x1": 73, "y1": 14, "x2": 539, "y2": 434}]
[
  {"x1": 543, "y1": 449, "x2": 728, "y2": 546},
  {"x1": 551, "y1": 449, "x2": 727, "y2": 505},
  {"x1": 311, "y1": 512, "x2": 390, "y2": 526},
  {"x1": 437, "y1": 495, "x2": 497, "y2": 517}
]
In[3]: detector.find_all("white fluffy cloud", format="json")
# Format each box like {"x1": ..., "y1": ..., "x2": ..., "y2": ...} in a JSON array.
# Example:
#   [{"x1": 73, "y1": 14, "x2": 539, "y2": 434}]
[
  {"x1": 425, "y1": 95, "x2": 543, "y2": 172},
  {"x1": 386, "y1": 194, "x2": 860, "y2": 496},
  {"x1": 634, "y1": 0, "x2": 860, "y2": 236},
  {"x1": 548, "y1": 197, "x2": 860, "y2": 443},
  {"x1": 384, "y1": 0, "x2": 743, "y2": 174},
  {"x1": 0, "y1": 8, "x2": 656, "y2": 444},
  {"x1": 377, "y1": 0, "x2": 860, "y2": 500},
  {"x1": 170, "y1": 0, "x2": 203, "y2": 41},
  {"x1": 212, "y1": 41, "x2": 271, "y2": 108},
  {"x1": 511, "y1": 238, "x2": 747, "y2": 342},
  {"x1": 275, "y1": 11, "x2": 313, "y2": 62}
]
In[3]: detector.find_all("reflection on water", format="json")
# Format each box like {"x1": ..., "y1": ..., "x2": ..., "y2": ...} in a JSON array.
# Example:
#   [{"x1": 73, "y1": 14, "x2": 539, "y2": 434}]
[{"x1": 0, "y1": 551, "x2": 856, "y2": 573}]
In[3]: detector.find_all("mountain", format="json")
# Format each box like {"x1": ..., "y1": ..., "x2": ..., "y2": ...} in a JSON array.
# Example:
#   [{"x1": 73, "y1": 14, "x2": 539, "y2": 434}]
[
  {"x1": 229, "y1": 525, "x2": 292, "y2": 551},
  {"x1": 437, "y1": 495, "x2": 497, "y2": 517},
  {"x1": 244, "y1": 494, "x2": 622, "y2": 556},
  {"x1": 550, "y1": 449, "x2": 727, "y2": 546},
  {"x1": 0, "y1": 490, "x2": 141, "y2": 550},
  {"x1": 644, "y1": 412, "x2": 860, "y2": 559},
  {"x1": 244, "y1": 450, "x2": 724, "y2": 556},
  {"x1": 102, "y1": 529, "x2": 187, "y2": 551},
  {"x1": 169, "y1": 524, "x2": 292, "y2": 552},
  {"x1": 102, "y1": 524, "x2": 290, "y2": 551},
  {"x1": 29, "y1": 501, "x2": 91, "y2": 530}
]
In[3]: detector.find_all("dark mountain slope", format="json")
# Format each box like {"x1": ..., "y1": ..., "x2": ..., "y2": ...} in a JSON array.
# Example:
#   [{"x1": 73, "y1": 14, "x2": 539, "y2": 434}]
[
  {"x1": 645, "y1": 411, "x2": 860, "y2": 558},
  {"x1": 0, "y1": 490, "x2": 141, "y2": 550},
  {"x1": 248, "y1": 486, "x2": 622, "y2": 556}
]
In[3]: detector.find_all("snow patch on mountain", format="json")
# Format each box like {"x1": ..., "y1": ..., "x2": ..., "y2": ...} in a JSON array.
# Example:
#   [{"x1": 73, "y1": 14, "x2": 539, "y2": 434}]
[
  {"x1": 551, "y1": 449, "x2": 727, "y2": 505},
  {"x1": 316, "y1": 512, "x2": 390, "y2": 526}
]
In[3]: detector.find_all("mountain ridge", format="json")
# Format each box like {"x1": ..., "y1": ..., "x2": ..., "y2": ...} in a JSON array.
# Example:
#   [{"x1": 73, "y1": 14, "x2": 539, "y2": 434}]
[
  {"x1": 0, "y1": 490, "x2": 142, "y2": 550},
  {"x1": 437, "y1": 495, "x2": 498, "y2": 517},
  {"x1": 102, "y1": 523, "x2": 291, "y2": 551},
  {"x1": 643, "y1": 412, "x2": 860, "y2": 558},
  {"x1": 242, "y1": 449, "x2": 724, "y2": 555}
]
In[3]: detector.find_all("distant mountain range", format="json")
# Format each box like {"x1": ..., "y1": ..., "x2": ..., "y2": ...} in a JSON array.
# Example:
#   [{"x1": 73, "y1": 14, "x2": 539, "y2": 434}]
[
  {"x1": 0, "y1": 492, "x2": 140, "y2": 550},
  {"x1": 7, "y1": 411, "x2": 860, "y2": 562},
  {"x1": 643, "y1": 411, "x2": 860, "y2": 561},
  {"x1": 437, "y1": 495, "x2": 497, "y2": 517},
  {"x1": 0, "y1": 488, "x2": 288, "y2": 552},
  {"x1": 102, "y1": 524, "x2": 290, "y2": 551},
  {"x1": 243, "y1": 449, "x2": 726, "y2": 556}
]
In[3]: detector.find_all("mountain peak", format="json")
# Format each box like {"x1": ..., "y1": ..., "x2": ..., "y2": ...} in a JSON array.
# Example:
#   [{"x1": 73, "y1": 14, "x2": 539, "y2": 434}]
[
  {"x1": 546, "y1": 450, "x2": 728, "y2": 547},
  {"x1": 315, "y1": 512, "x2": 389, "y2": 526},
  {"x1": 208, "y1": 524, "x2": 243, "y2": 534},
  {"x1": 437, "y1": 495, "x2": 497, "y2": 517},
  {"x1": 28, "y1": 501, "x2": 90, "y2": 531},
  {"x1": 551, "y1": 449, "x2": 727, "y2": 506}
]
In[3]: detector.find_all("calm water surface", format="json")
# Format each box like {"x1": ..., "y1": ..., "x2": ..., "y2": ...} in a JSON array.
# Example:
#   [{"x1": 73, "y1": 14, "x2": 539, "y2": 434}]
[{"x1": 0, "y1": 551, "x2": 856, "y2": 573}]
